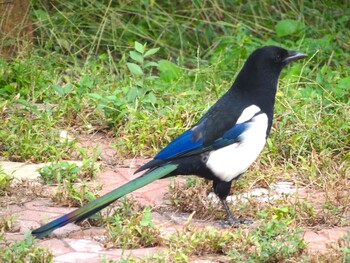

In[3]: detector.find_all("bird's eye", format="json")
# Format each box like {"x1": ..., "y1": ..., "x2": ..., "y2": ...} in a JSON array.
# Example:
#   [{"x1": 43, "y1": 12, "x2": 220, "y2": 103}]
[{"x1": 275, "y1": 54, "x2": 282, "y2": 62}]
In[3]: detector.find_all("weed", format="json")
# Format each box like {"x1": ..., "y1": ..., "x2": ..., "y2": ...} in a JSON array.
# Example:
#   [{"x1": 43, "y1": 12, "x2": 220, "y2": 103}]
[
  {"x1": 338, "y1": 232, "x2": 350, "y2": 262},
  {"x1": 0, "y1": 103, "x2": 77, "y2": 163},
  {"x1": 166, "y1": 177, "x2": 226, "y2": 221},
  {"x1": 76, "y1": 146, "x2": 101, "y2": 180},
  {"x1": 38, "y1": 156, "x2": 100, "y2": 185},
  {"x1": 104, "y1": 197, "x2": 162, "y2": 249},
  {"x1": 0, "y1": 214, "x2": 16, "y2": 233},
  {"x1": 53, "y1": 180, "x2": 101, "y2": 207},
  {"x1": 0, "y1": 231, "x2": 53, "y2": 262},
  {"x1": 165, "y1": 225, "x2": 238, "y2": 261},
  {"x1": 0, "y1": 166, "x2": 12, "y2": 195},
  {"x1": 245, "y1": 216, "x2": 306, "y2": 262},
  {"x1": 38, "y1": 161, "x2": 80, "y2": 184}
]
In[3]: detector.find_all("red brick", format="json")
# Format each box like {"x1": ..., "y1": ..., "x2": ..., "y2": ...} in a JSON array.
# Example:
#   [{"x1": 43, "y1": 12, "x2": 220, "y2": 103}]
[
  {"x1": 64, "y1": 238, "x2": 103, "y2": 253},
  {"x1": 37, "y1": 238, "x2": 73, "y2": 256},
  {"x1": 54, "y1": 252, "x2": 100, "y2": 263}
]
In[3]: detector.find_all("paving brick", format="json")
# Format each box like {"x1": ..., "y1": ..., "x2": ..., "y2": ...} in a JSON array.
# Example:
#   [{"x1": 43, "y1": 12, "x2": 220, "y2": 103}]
[
  {"x1": 99, "y1": 170, "x2": 127, "y2": 183},
  {"x1": 318, "y1": 227, "x2": 349, "y2": 242},
  {"x1": 66, "y1": 227, "x2": 105, "y2": 239},
  {"x1": 0, "y1": 161, "x2": 44, "y2": 182},
  {"x1": 151, "y1": 211, "x2": 172, "y2": 226},
  {"x1": 13, "y1": 209, "x2": 62, "y2": 222},
  {"x1": 138, "y1": 188, "x2": 167, "y2": 205},
  {"x1": 37, "y1": 238, "x2": 73, "y2": 257},
  {"x1": 54, "y1": 252, "x2": 100, "y2": 263},
  {"x1": 3, "y1": 232, "x2": 24, "y2": 241},
  {"x1": 307, "y1": 242, "x2": 328, "y2": 254},
  {"x1": 19, "y1": 220, "x2": 41, "y2": 233},
  {"x1": 103, "y1": 246, "x2": 167, "y2": 259},
  {"x1": 0, "y1": 204, "x2": 24, "y2": 214},
  {"x1": 23, "y1": 200, "x2": 75, "y2": 214},
  {"x1": 303, "y1": 231, "x2": 327, "y2": 243},
  {"x1": 120, "y1": 158, "x2": 151, "y2": 169},
  {"x1": 49, "y1": 223, "x2": 81, "y2": 238},
  {"x1": 65, "y1": 239, "x2": 103, "y2": 253}
]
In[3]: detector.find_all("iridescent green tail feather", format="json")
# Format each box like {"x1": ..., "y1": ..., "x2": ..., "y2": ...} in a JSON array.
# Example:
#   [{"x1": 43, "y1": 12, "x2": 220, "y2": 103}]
[{"x1": 31, "y1": 164, "x2": 178, "y2": 239}]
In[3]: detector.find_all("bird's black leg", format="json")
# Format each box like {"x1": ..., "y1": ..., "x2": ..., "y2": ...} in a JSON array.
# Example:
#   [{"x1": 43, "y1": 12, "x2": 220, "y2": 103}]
[
  {"x1": 221, "y1": 198, "x2": 240, "y2": 225},
  {"x1": 213, "y1": 180, "x2": 252, "y2": 226}
]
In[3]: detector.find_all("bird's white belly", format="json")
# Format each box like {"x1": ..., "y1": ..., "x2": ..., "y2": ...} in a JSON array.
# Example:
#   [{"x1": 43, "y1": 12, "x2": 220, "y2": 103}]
[{"x1": 206, "y1": 113, "x2": 268, "y2": 182}]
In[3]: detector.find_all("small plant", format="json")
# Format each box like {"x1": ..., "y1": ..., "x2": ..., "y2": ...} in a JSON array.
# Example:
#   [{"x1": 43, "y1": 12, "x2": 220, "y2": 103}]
[
  {"x1": 53, "y1": 180, "x2": 101, "y2": 207},
  {"x1": 165, "y1": 224, "x2": 239, "y2": 261},
  {"x1": 39, "y1": 161, "x2": 80, "y2": 184},
  {"x1": 0, "y1": 102, "x2": 78, "y2": 163},
  {"x1": 0, "y1": 214, "x2": 16, "y2": 232},
  {"x1": 87, "y1": 41, "x2": 163, "y2": 125},
  {"x1": 38, "y1": 150, "x2": 100, "y2": 185},
  {"x1": 126, "y1": 41, "x2": 160, "y2": 103},
  {"x1": 167, "y1": 177, "x2": 227, "y2": 221},
  {"x1": 104, "y1": 197, "x2": 162, "y2": 249},
  {"x1": 76, "y1": 146, "x2": 101, "y2": 180},
  {"x1": 0, "y1": 231, "x2": 53, "y2": 262},
  {"x1": 338, "y1": 232, "x2": 350, "y2": 262},
  {"x1": 248, "y1": 218, "x2": 306, "y2": 262},
  {"x1": 0, "y1": 167, "x2": 12, "y2": 195}
]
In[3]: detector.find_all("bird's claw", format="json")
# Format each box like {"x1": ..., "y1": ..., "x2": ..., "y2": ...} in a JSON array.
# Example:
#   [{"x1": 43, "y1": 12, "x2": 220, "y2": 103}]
[
  {"x1": 216, "y1": 218, "x2": 252, "y2": 228},
  {"x1": 238, "y1": 218, "x2": 253, "y2": 225}
]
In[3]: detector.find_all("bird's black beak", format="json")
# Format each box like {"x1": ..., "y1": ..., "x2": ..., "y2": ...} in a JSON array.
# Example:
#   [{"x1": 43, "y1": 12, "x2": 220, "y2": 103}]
[{"x1": 283, "y1": 50, "x2": 307, "y2": 64}]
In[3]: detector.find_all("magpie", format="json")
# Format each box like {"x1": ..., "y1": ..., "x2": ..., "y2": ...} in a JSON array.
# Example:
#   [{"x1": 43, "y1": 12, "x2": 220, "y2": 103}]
[{"x1": 32, "y1": 46, "x2": 306, "y2": 238}]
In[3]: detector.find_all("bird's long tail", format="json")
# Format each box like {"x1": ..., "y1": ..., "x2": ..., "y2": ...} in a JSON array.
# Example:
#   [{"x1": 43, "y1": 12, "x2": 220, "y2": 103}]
[{"x1": 31, "y1": 164, "x2": 178, "y2": 239}]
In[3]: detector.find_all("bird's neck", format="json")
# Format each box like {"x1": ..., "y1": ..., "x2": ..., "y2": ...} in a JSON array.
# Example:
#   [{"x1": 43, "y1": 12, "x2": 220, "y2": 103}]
[{"x1": 233, "y1": 79, "x2": 277, "y2": 110}]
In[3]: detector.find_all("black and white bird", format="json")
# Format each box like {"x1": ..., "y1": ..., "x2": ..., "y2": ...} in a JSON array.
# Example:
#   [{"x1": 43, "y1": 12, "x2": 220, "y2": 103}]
[{"x1": 32, "y1": 46, "x2": 306, "y2": 239}]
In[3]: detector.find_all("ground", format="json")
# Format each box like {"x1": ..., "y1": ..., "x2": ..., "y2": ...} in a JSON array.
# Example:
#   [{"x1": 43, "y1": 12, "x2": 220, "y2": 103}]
[{"x1": 1, "y1": 133, "x2": 349, "y2": 262}]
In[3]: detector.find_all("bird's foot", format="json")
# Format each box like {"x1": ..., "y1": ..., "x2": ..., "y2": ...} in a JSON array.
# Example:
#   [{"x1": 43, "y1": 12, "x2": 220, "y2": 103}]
[
  {"x1": 238, "y1": 218, "x2": 253, "y2": 225},
  {"x1": 216, "y1": 218, "x2": 252, "y2": 228}
]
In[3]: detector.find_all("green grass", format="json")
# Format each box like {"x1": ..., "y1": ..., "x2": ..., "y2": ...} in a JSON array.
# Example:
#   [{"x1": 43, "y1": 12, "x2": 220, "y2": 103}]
[
  {"x1": 0, "y1": 232, "x2": 53, "y2": 262},
  {"x1": 1, "y1": 0, "x2": 350, "y2": 261}
]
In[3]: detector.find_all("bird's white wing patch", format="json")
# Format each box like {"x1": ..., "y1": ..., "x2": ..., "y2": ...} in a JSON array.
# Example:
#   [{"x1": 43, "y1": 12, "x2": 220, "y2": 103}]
[
  {"x1": 206, "y1": 112, "x2": 268, "y2": 182},
  {"x1": 236, "y1": 105, "x2": 261, "y2": 124}
]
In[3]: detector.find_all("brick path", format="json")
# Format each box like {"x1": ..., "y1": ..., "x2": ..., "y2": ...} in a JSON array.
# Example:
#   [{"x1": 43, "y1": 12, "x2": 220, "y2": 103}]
[
  {"x1": 1, "y1": 160, "x2": 350, "y2": 262},
  {"x1": 1, "y1": 161, "x2": 190, "y2": 262}
]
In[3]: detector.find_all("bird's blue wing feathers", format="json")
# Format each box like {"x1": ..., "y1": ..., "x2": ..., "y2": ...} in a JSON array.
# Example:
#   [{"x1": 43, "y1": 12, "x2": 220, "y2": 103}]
[
  {"x1": 155, "y1": 122, "x2": 248, "y2": 161},
  {"x1": 155, "y1": 129, "x2": 203, "y2": 160}
]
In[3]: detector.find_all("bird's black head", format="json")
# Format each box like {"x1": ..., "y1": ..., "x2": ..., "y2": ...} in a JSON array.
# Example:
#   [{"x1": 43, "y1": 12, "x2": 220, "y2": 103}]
[
  {"x1": 248, "y1": 45, "x2": 307, "y2": 74},
  {"x1": 232, "y1": 45, "x2": 307, "y2": 110},
  {"x1": 235, "y1": 45, "x2": 307, "y2": 91}
]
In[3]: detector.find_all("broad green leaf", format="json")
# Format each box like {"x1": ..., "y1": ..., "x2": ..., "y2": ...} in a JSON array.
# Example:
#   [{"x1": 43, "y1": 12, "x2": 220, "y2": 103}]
[
  {"x1": 33, "y1": 9, "x2": 48, "y2": 20},
  {"x1": 337, "y1": 76, "x2": 350, "y2": 89},
  {"x1": 87, "y1": 93, "x2": 103, "y2": 100},
  {"x1": 144, "y1": 61, "x2": 159, "y2": 68},
  {"x1": 52, "y1": 83, "x2": 72, "y2": 96},
  {"x1": 3, "y1": 84, "x2": 14, "y2": 94},
  {"x1": 335, "y1": 76, "x2": 350, "y2": 100},
  {"x1": 158, "y1": 60, "x2": 181, "y2": 82},
  {"x1": 135, "y1": 80, "x2": 143, "y2": 87},
  {"x1": 127, "y1": 63, "x2": 143, "y2": 75},
  {"x1": 17, "y1": 99, "x2": 31, "y2": 108},
  {"x1": 275, "y1": 19, "x2": 304, "y2": 36},
  {"x1": 145, "y1": 76, "x2": 159, "y2": 81},
  {"x1": 146, "y1": 92, "x2": 157, "y2": 104},
  {"x1": 63, "y1": 83, "x2": 73, "y2": 93},
  {"x1": 130, "y1": 51, "x2": 143, "y2": 63},
  {"x1": 144, "y1": 47, "x2": 160, "y2": 57},
  {"x1": 140, "y1": 207, "x2": 154, "y2": 227},
  {"x1": 80, "y1": 75, "x2": 93, "y2": 88},
  {"x1": 135, "y1": 41, "x2": 145, "y2": 53},
  {"x1": 127, "y1": 86, "x2": 139, "y2": 102}
]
